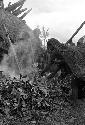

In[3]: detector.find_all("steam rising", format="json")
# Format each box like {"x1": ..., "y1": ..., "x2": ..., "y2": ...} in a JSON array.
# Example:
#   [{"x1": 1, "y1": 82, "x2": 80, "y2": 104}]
[
  {"x1": 0, "y1": 41, "x2": 35, "y2": 79},
  {"x1": 0, "y1": 54, "x2": 18, "y2": 78}
]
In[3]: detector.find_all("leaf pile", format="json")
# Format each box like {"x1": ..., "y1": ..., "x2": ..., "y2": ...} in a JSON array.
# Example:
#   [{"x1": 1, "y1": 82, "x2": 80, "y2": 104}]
[{"x1": 0, "y1": 70, "x2": 54, "y2": 123}]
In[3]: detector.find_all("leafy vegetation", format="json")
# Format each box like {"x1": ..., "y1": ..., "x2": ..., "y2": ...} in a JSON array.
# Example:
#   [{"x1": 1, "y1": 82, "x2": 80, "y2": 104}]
[
  {"x1": 0, "y1": 0, "x2": 85, "y2": 125},
  {"x1": 0, "y1": 44, "x2": 85, "y2": 124}
]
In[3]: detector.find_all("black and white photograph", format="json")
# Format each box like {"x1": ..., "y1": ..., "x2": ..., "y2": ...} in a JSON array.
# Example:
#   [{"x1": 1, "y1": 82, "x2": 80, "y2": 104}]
[{"x1": 0, "y1": 0, "x2": 85, "y2": 124}]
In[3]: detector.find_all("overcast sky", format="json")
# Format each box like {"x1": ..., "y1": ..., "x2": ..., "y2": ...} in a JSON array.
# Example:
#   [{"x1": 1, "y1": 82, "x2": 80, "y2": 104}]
[{"x1": 4, "y1": 0, "x2": 85, "y2": 43}]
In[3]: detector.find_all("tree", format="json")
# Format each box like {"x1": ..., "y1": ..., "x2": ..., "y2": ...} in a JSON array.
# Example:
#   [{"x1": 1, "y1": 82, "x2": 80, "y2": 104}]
[
  {"x1": 0, "y1": 0, "x2": 39, "y2": 78},
  {"x1": 39, "y1": 26, "x2": 49, "y2": 49},
  {"x1": 5, "y1": 0, "x2": 32, "y2": 19},
  {"x1": 33, "y1": 26, "x2": 41, "y2": 38}
]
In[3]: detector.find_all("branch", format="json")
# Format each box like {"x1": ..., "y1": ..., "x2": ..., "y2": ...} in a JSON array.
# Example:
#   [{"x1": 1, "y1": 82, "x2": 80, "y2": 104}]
[
  {"x1": 8, "y1": 2, "x2": 11, "y2": 7},
  {"x1": 5, "y1": 0, "x2": 26, "y2": 12},
  {"x1": 19, "y1": 8, "x2": 32, "y2": 19},
  {"x1": 12, "y1": 7, "x2": 27, "y2": 16}
]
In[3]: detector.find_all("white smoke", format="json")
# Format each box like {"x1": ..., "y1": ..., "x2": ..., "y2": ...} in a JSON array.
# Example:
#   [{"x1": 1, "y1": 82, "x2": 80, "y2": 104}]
[
  {"x1": 0, "y1": 40, "x2": 36, "y2": 79},
  {"x1": 0, "y1": 54, "x2": 18, "y2": 78},
  {"x1": 0, "y1": 26, "x2": 41, "y2": 79}
]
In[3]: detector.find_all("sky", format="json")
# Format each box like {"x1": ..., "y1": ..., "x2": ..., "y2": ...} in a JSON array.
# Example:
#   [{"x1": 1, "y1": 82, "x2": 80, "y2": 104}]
[{"x1": 4, "y1": 0, "x2": 85, "y2": 43}]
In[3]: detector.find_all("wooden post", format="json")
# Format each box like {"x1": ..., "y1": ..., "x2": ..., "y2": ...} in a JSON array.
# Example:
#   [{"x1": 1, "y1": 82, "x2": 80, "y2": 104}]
[{"x1": 66, "y1": 21, "x2": 85, "y2": 45}]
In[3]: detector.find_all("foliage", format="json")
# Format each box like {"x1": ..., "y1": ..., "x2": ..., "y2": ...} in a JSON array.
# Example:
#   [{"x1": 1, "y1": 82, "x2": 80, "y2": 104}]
[
  {"x1": 0, "y1": 1, "x2": 41, "y2": 78},
  {"x1": 35, "y1": 26, "x2": 49, "y2": 49},
  {"x1": 39, "y1": 26, "x2": 49, "y2": 40},
  {"x1": 0, "y1": 69, "x2": 66, "y2": 124},
  {"x1": 0, "y1": 38, "x2": 85, "y2": 124},
  {"x1": 0, "y1": 1, "x2": 85, "y2": 124},
  {"x1": 5, "y1": 0, "x2": 31, "y2": 20},
  {"x1": 0, "y1": 38, "x2": 74, "y2": 124}
]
